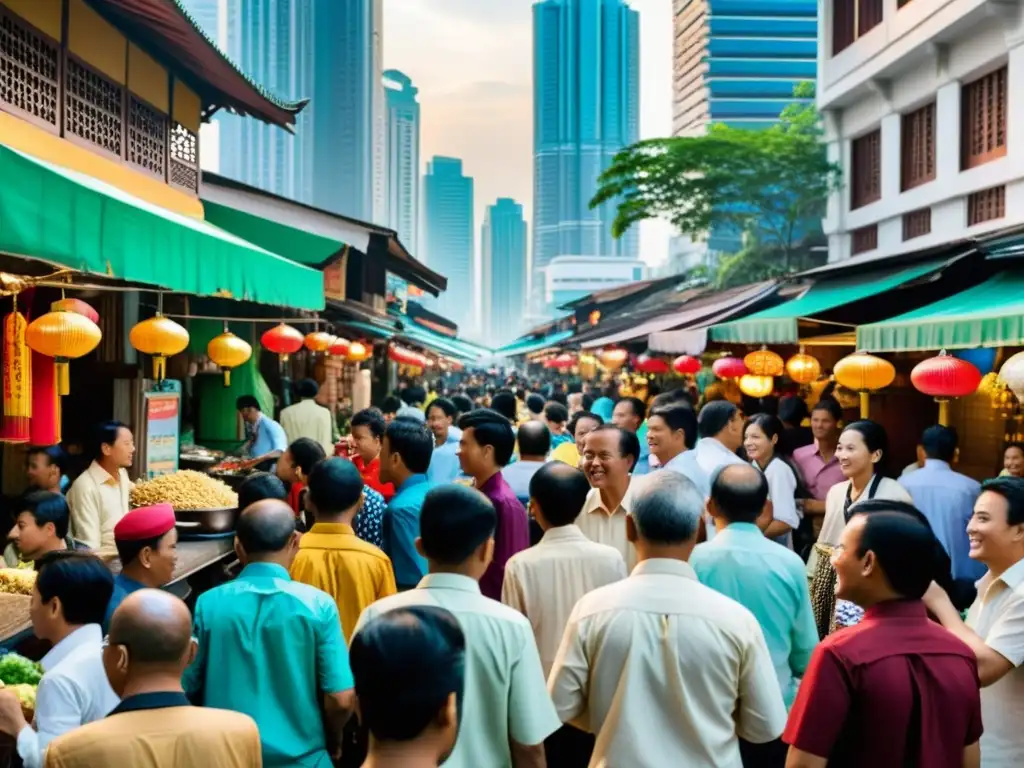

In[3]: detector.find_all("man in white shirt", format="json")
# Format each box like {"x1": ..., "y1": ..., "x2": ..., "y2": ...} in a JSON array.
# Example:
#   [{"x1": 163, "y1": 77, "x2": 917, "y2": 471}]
[
  {"x1": 924, "y1": 476, "x2": 1024, "y2": 767},
  {"x1": 503, "y1": 462, "x2": 626, "y2": 767},
  {"x1": 548, "y1": 471, "x2": 787, "y2": 768},
  {"x1": 279, "y1": 379, "x2": 335, "y2": 455},
  {"x1": 355, "y1": 484, "x2": 560, "y2": 768},
  {"x1": 502, "y1": 420, "x2": 550, "y2": 503},
  {"x1": 646, "y1": 403, "x2": 709, "y2": 497},
  {"x1": 578, "y1": 425, "x2": 642, "y2": 571},
  {"x1": 695, "y1": 401, "x2": 746, "y2": 541},
  {"x1": 0, "y1": 552, "x2": 120, "y2": 768},
  {"x1": 66, "y1": 420, "x2": 135, "y2": 555}
]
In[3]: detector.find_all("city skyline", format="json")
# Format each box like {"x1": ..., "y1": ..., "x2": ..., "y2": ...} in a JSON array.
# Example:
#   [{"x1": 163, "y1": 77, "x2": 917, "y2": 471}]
[
  {"x1": 423, "y1": 157, "x2": 475, "y2": 333},
  {"x1": 384, "y1": 69, "x2": 421, "y2": 253},
  {"x1": 482, "y1": 199, "x2": 528, "y2": 346}
]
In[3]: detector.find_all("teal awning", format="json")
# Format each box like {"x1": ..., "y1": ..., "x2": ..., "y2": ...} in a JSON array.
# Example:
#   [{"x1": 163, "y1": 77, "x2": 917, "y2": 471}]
[
  {"x1": 495, "y1": 329, "x2": 575, "y2": 357},
  {"x1": 0, "y1": 145, "x2": 324, "y2": 310},
  {"x1": 857, "y1": 272, "x2": 1024, "y2": 351},
  {"x1": 339, "y1": 320, "x2": 396, "y2": 341},
  {"x1": 709, "y1": 259, "x2": 947, "y2": 344},
  {"x1": 400, "y1": 323, "x2": 489, "y2": 362}
]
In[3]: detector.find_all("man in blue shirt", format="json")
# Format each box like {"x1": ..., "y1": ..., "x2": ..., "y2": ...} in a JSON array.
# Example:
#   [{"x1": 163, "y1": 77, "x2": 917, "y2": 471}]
[
  {"x1": 380, "y1": 419, "x2": 435, "y2": 590},
  {"x1": 900, "y1": 425, "x2": 984, "y2": 583},
  {"x1": 425, "y1": 398, "x2": 462, "y2": 484},
  {"x1": 691, "y1": 464, "x2": 817, "y2": 720},
  {"x1": 237, "y1": 395, "x2": 288, "y2": 466},
  {"x1": 104, "y1": 503, "x2": 179, "y2": 631},
  {"x1": 183, "y1": 499, "x2": 355, "y2": 767}
]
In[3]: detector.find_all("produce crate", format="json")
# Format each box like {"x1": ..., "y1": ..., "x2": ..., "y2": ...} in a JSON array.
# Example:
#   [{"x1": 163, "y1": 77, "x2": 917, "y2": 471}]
[{"x1": 0, "y1": 594, "x2": 30, "y2": 642}]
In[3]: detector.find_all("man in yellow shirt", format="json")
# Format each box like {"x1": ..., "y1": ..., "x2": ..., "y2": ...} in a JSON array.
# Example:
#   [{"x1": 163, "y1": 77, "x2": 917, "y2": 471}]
[
  {"x1": 66, "y1": 421, "x2": 135, "y2": 555},
  {"x1": 290, "y1": 457, "x2": 397, "y2": 642},
  {"x1": 280, "y1": 379, "x2": 335, "y2": 456}
]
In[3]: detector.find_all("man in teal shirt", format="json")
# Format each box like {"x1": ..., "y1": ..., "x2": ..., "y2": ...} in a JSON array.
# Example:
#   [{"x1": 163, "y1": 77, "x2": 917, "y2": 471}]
[
  {"x1": 380, "y1": 419, "x2": 436, "y2": 589},
  {"x1": 183, "y1": 499, "x2": 355, "y2": 767},
  {"x1": 690, "y1": 464, "x2": 818, "y2": 711}
]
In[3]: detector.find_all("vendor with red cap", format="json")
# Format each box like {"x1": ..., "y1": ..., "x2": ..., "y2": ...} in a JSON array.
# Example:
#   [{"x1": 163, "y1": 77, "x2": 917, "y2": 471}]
[{"x1": 103, "y1": 503, "x2": 178, "y2": 631}]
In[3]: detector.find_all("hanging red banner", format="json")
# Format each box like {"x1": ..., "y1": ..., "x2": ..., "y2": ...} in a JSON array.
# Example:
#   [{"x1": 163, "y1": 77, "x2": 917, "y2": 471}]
[
  {"x1": 0, "y1": 311, "x2": 31, "y2": 442},
  {"x1": 30, "y1": 351, "x2": 60, "y2": 446}
]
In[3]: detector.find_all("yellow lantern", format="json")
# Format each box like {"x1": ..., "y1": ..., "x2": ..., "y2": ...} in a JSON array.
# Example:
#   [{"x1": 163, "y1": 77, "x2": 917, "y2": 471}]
[
  {"x1": 207, "y1": 331, "x2": 252, "y2": 386},
  {"x1": 348, "y1": 341, "x2": 372, "y2": 363},
  {"x1": 833, "y1": 351, "x2": 895, "y2": 418},
  {"x1": 26, "y1": 310, "x2": 102, "y2": 395},
  {"x1": 743, "y1": 347, "x2": 784, "y2": 377},
  {"x1": 786, "y1": 346, "x2": 822, "y2": 384},
  {"x1": 129, "y1": 315, "x2": 190, "y2": 381},
  {"x1": 599, "y1": 347, "x2": 628, "y2": 370},
  {"x1": 304, "y1": 331, "x2": 333, "y2": 353},
  {"x1": 739, "y1": 374, "x2": 774, "y2": 399}
]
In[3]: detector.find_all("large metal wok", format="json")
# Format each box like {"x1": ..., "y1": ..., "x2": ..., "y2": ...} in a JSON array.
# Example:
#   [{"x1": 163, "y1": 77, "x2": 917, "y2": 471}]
[{"x1": 174, "y1": 506, "x2": 238, "y2": 534}]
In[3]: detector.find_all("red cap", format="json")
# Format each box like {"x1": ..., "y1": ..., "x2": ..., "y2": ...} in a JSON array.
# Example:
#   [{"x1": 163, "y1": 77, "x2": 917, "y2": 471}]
[{"x1": 115, "y1": 503, "x2": 176, "y2": 541}]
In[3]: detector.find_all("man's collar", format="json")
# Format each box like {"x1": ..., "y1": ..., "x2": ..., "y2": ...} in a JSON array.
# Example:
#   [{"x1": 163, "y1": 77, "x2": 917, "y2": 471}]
[
  {"x1": 862, "y1": 599, "x2": 927, "y2": 622},
  {"x1": 994, "y1": 558, "x2": 1024, "y2": 590},
  {"x1": 540, "y1": 524, "x2": 587, "y2": 544},
  {"x1": 720, "y1": 521, "x2": 762, "y2": 537},
  {"x1": 304, "y1": 522, "x2": 355, "y2": 536},
  {"x1": 109, "y1": 691, "x2": 190, "y2": 716},
  {"x1": 583, "y1": 485, "x2": 631, "y2": 516},
  {"x1": 397, "y1": 474, "x2": 429, "y2": 493},
  {"x1": 419, "y1": 572, "x2": 481, "y2": 594},
  {"x1": 42, "y1": 624, "x2": 102, "y2": 672},
  {"x1": 631, "y1": 558, "x2": 697, "y2": 580},
  {"x1": 923, "y1": 459, "x2": 952, "y2": 471},
  {"x1": 87, "y1": 461, "x2": 120, "y2": 486},
  {"x1": 239, "y1": 562, "x2": 291, "y2": 581}
]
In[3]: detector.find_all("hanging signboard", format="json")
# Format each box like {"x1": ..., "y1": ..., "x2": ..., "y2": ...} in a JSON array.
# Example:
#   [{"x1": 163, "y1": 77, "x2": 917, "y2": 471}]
[{"x1": 144, "y1": 391, "x2": 180, "y2": 479}]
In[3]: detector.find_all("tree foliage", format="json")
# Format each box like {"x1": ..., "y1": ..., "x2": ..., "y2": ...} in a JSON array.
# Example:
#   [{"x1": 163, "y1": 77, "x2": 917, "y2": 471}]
[
  {"x1": 591, "y1": 83, "x2": 841, "y2": 261},
  {"x1": 713, "y1": 232, "x2": 827, "y2": 290}
]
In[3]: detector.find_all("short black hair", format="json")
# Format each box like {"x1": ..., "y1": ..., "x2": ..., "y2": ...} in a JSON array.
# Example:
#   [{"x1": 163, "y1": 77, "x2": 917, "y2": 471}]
[
  {"x1": 351, "y1": 408, "x2": 386, "y2": 439},
  {"x1": 921, "y1": 424, "x2": 957, "y2": 462},
  {"x1": 419, "y1": 485, "x2": 496, "y2": 564},
  {"x1": 458, "y1": 409, "x2": 517, "y2": 467},
  {"x1": 236, "y1": 502, "x2": 296, "y2": 555},
  {"x1": 489, "y1": 392, "x2": 518, "y2": 422},
  {"x1": 296, "y1": 379, "x2": 320, "y2": 399},
  {"x1": 650, "y1": 404, "x2": 698, "y2": 449},
  {"x1": 19, "y1": 490, "x2": 70, "y2": 539},
  {"x1": 811, "y1": 397, "x2": 843, "y2": 421},
  {"x1": 1005, "y1": 441, "x2": 1024, "y2": 456},
  {"x1": 777, "y1": 395, "x2": 809, "y2": 426},
  {"x1": 401, "y1": 386, "x2": 427, "y2": 406},
  {"x1": 697, "y1": 401, "x2": 738, "y2": 439},
  {"x1": 544, "y1": 402, "x2": 569, "y2": 425},
  {"x1": 981, "y1": 476, "x2": 1024, "y2": 526},
  {"x1": 567, "y1": 411, "x2": 602, "y2": 438},
  {"x1": 238, "y1": 472, "x2": 287, "y2": 511},
  {"x1": 381, "y1": 396, "x2": 403, "y2": 415},
  {"x1": 235, "y1": 395, "x2": 260, "y2": 411},
  {"x1": 581, "y1": 392, "x2": 594, "y2": 410},
  {"x1": 427, "y1": 398, "x2": 456, "y2": 419},
  {"x1": 35, "y1": 551, "x2": 114, "y2": 625},
  {"x1": 853, "y1": 510, "x2": 943, "y2": 600},
  {"x1": 27, "y1": 445, "x2": 67, "y2": 474},
  {"x1": 517, "y1": 420, "x2": 551, "y2": 457},
  {"x1": 526, "y1": 393, "x2": 545, "y2": 415},
  {"x1": 288, "y1": 437, "x2": 326, "y2": 476},
  {"x1": 619, "y1": 397, "x2": 646, "y2": 421},
  {"x1": 710, "y1": 464, "x2": 769, "y2": 524},
  {"x1": 351, "y1": 605, "x2": 465, "y2": 742},
  {"x1": 529, "y1": 462, "x2": 590, "y2": 526},
  {"x1": 451, "y1": 394, "x2": 474, "y2": 416},
  {"x1": 91, "y1": 420, "x2": 129, "y2": 461},
  {"x1": 549, "y1": 391, "x2": 568, "y2": 407},
  {"x1": 585, "y1": 424, "x2": 640, "y2": 472},
  {"x1": 385, "y1": 419, "x2": 434, "y2": 474},
  {"x1": 308, "y1": 458, "x2": 363, "y2": 515}
]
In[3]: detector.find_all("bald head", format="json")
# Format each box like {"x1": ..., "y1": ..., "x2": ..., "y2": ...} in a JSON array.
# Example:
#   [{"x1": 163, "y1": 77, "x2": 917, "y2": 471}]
[
  {"x1": 109, "y1": 589, "x2": 192, "y2": 664},
  {"x1": 517, "y1": 420, "x2": 551, "y2": 459},
  {"x1": 710, "y1": 464, "x2": 769, "y2": 524},
  {"x1": 237, "y1": 498, "x2": 296, "y2": 556}
]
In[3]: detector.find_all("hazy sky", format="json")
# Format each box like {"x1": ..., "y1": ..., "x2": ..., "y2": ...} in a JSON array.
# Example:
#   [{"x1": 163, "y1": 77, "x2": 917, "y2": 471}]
[{"x1": 383, "y1": 0, "x2": 674, "y2": 266}]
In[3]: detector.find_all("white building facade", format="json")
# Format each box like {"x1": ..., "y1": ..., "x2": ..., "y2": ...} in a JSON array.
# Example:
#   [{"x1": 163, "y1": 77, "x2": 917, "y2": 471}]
[
  {"x1": 819, "y1": 0, "x2": 1024, "y2": 264},
  {"x1": 544, "y1": 256, "x2": 647, "y2": 309}
]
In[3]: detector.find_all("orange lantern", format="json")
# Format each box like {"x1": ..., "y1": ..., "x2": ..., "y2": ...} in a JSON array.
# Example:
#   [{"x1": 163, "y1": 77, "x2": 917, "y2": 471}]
[
  {"x1": 304, "y1": 331, "x2": 333, "y2": 353},
  {"x1": 129, "y1": 315, "x2": 190, "y2": 381},
  {"x1": 0, "y1": 311, "x2": 30, "y2": 442},
  {"x1": 738, "y1": 374, "x2": 774, "y2": 399},
  {"x1": 743, "y1": 347, "x2": 784, "y2": 377},
  {"x1": 786, "y1": 346, "x2": 822, "y2": 384},
  {"x1": 348, "y1": 341, "x2": 372, "y2": 363},
  {"x1": 599, "y1": 347, "x2": 628, "y2": 370},
  {"x1": 207, "y1": 330, "x2": 252, "y2": 387},
  {"x1": 261, "y1": 323, "x2": 304, "y2": 363},
  {"x1": 833, "y1": 351, "x2": 895, "y2": 418},
  {"x1": 26, "y1": 310, "x2": 102, "y2": 395},
  {"x1": 328, "y1": 336, "x2": 351, "y2": 358}
]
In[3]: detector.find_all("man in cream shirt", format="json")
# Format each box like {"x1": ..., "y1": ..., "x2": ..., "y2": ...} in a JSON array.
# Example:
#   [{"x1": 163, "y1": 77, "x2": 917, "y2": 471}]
[
  {"x1": 280, "y1": 379, "x2": 335, "y2": 455},
  {"x1": 578, "y1": 425, "x2": 642, "y2": 571},
  {"x1": 548, "y1": 471, "x2": 787, "y2": 768},
  {"x1": 355, "y1": 484, "x2": 560, "y2": 768},
  {"x1": 67, "y1": 421, "x2": 135, "y2": 555}
]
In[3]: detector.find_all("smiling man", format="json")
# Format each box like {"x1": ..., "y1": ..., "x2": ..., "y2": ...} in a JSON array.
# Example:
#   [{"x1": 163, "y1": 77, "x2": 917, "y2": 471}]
[{"x1": 578, "y1": 425, "x2": 641, "y2": 572}]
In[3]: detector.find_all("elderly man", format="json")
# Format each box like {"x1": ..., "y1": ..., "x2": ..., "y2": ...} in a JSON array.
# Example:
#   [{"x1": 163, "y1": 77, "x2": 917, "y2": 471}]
[{"x1": 548, "y1": 471, "x2": 786, "y2": 767}]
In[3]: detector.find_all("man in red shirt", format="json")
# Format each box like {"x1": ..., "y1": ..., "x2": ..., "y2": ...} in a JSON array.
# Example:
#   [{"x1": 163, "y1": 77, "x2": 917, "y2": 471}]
[
  {"x1": 784, "y1": 508, "x2": 982, "y2": 768},
  {"x1": 349, "y1": 409, "x2": 395, "y2": 501}
]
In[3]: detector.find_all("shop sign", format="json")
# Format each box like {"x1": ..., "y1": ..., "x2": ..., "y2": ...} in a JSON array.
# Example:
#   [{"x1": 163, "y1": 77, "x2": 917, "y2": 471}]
[
  {"x1": 324, "y1": 253, "x2": 347, "y2": 301},
  {"x1": 144, "y1": 391, "x2": 180, "y2": 479}
]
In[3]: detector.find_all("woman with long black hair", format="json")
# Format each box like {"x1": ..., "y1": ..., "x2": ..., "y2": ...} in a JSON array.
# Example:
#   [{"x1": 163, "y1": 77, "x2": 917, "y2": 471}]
[{"x1": 743, "y1": 414, "x2": 803, "y2": 550}]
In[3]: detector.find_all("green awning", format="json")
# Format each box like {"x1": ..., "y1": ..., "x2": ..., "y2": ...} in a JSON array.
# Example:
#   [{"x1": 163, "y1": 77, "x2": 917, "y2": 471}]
[
  {"x1": 857, "y1": 272, "x2": 1024, "y2": 351},
  {"x1": 710, "y1": 259, "x2": 947, "y2": 344},
  {"x1": 495, "y1": 329, "x2": 575, "y2": 357},
  {"x1": 203, "y1": 200, "x2": 342, "y2": 266},
  {"x1": 340, "y1": 320, "x2": 396, "y2": 341},
  {"x1": 0, "y1": 145, "x2": 323, "y2": 310}
]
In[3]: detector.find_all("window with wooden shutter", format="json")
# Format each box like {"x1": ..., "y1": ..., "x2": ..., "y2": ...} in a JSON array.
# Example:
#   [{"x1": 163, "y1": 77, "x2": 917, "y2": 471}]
[
  {"x1": 851, "y1": 225, "x2": 878, "y2": 254},
  {"x1": 901, "y1": 103, "x2": 935, "y2": 191},
  {"x1": 962, "y1": 67, "x2": 1008, "y2": 170},
  {"x1": 832, "y1": 0, "x2": 883, "y2": 55},
  {"x1": 851, "y1": 129, "x2": 881, "y2": 209},
  {"x1": 967, "y1": 186, "x2": 1005, "y2": 226},
  {"x1": 902, "y1": 208, "x2": 931, "y2": 241}
]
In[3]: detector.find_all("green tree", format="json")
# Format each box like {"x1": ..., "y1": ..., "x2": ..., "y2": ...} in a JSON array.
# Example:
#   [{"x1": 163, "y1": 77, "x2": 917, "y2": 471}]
[{"x1": 591, "y1": 83, "x2": 841, "y2": 267}]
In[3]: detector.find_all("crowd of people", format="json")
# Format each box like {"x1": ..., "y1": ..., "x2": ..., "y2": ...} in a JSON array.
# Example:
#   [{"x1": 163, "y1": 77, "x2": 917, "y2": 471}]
[{"x1": 1, "y1": 375, "x2": 1024, "y2": 767}]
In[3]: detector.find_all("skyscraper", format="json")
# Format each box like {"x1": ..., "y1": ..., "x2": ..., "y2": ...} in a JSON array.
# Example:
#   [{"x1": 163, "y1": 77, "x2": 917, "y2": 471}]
[
  {"x1": 219, "y1": 0, "x2": 381, "y2": 219},
  {"x1": 482, "y1": 199, "x2": 528, "y2": 347},
  {"x1": 180, "y1": 0, "x2": 220, "y2": 46},
  {"x1": 532, "y1": 0, "x2": 640, "y2": 301},
  {"x1": 384, "y1": 70, "x2": 421, "y2": 252},
  {"x1": 423, "y1": 157, "x2": 474, "y2": 331}
]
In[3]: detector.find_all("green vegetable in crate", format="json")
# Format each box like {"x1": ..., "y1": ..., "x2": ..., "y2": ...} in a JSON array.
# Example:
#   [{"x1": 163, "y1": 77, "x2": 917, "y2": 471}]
[{"x1": 0, "y1": 653, "x2": 43, "y2": 685}]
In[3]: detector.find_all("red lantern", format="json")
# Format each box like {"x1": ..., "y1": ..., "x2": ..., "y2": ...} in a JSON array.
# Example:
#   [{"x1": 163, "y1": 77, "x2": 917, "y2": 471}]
[
  {"x1": 389, "y1": 345, "x2": 417, "y2": 365},
  {"x1": 911, "y1": 350, "x2": 982, "y2": 425},
  {"x1": 551, "y1": 353, "x2": 576, "y2": 371},
  {"x1": 634, "y1": 354, "x2": 669, "y2": 375},
  {"x1": 672, "y1": 355, "x2": 701, "y2": 375},
  {"x1": 328, "y1": 336, "x2": 351, "y2": 358},
  {"x1": 261, "y1": 323, "x2": 304, "y2": 362},
  {"x1": 712, "y1": 356, "x2": 748, "y2": 380},
  {"x1": 304, "y1": 331, "x2": 333, "y2": 353}
]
